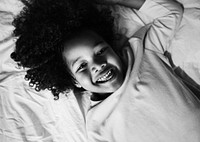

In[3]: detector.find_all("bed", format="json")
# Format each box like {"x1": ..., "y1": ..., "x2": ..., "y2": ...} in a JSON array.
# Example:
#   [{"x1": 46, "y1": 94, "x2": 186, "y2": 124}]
[{"x1": 0, "y1": 0, "x2": 200, "y2": 141}]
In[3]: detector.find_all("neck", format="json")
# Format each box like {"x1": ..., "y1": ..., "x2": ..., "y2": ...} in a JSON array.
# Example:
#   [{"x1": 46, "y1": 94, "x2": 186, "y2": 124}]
[{"x1": 91, "y1": 92, "x2": 112, "y2": 101}]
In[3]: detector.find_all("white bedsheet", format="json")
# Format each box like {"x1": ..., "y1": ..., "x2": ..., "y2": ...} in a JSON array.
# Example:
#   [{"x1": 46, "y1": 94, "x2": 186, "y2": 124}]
[
  {"x1": 0, "y1": 41, "x2": 87, "y2": 142},
  {"x1": 0, "y1": 1, "x2": 87, "y2": 142},
  {"x1": 0, "y1": 0, "x2": 200, "y2": 141}
]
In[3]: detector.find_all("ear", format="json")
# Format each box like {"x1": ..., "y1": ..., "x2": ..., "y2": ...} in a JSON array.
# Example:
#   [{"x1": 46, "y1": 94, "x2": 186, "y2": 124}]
[{"x1": 74, "y1": 80, "x2": 82, "y2": 88}]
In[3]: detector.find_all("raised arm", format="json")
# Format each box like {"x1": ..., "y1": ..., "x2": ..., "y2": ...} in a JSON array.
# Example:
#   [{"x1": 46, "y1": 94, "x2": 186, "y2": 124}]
[
  {"x1": 133, "y1": 0, "x2": 184, "y2": 53},
  {"x1": 93, "y1": 0, "x2": 183, "y2": 53},
  {"x1": 93, "y1": 0, "x2": 145, "y2": 9}
]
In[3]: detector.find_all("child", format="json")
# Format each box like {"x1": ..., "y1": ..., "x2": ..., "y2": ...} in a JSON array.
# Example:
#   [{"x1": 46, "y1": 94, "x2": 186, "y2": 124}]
[
  {"x1": 11, "y1": 0, "x2": 116, "y2": 100},
  {"x1": 11, "y1": 0, "x2": 200, "y2": 142}
]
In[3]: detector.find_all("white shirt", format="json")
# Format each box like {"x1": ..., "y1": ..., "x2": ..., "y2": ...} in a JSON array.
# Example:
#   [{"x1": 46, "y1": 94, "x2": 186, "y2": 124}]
[{"x1": 85, "y1": 0, "x2": 200, "y2": 141}]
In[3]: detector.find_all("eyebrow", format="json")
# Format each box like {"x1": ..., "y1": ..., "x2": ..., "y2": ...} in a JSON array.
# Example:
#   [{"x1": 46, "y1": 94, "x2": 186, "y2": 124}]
[
  {"x1": 95, "y1": 41, "x2": 104, "y2": 47},
  {"x1": 71, "y1": 41, "x2": 104, "y2": 67},
  {"x1": 71, "y1": 57, "x2": 81, "y2": 68}
]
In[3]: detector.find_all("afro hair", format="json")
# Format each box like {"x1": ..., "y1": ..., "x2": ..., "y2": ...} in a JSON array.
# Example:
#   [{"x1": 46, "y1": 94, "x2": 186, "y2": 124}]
[{"x1": 11, "y1": 0, "x2": 115, "y2": 99}]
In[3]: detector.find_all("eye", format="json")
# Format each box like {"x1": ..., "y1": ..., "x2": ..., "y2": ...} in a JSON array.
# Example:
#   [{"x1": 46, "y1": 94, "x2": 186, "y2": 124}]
[
  {"x1": 96, "y1": 47, "x2": 107, "y2": 56},
  {"x1": 77, "y1": 62, "x2": 87, "y2": 72}
]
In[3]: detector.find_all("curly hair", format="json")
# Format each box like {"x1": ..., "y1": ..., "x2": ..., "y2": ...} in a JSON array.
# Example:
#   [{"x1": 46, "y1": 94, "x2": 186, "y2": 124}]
[{"x1": 11, "y1": 0, "x2": 115, "y2": 99}]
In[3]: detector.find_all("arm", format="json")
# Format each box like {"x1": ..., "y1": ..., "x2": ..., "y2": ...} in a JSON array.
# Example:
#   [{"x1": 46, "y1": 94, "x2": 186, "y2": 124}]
[
  {"x1": 93, "y1": 0, "x2": 145, "y2": 9},
  {"x1": 132, "y1": 0, "x2": 183, "y2": 53},
  {"x1": 94, "y1": 0, "x2": 183, "y2": 53},
  {"x1": 116, "y1": 0, "x2": 146, "y2": 10}
]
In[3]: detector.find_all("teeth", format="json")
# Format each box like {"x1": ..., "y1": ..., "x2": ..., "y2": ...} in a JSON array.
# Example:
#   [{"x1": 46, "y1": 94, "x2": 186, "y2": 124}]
[{"x1": 97, "y1": 70, "x2": 112, "y2": 82}]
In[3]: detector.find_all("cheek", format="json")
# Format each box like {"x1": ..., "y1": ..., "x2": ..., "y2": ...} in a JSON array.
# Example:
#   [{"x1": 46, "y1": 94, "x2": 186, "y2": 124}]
[
  {"x1": 76, "y1": 74, "x2": 95, "y2": 91},
  {"x1": 75, "y1": 72, "x2": 92, "y2": 85},
  {"x1": 108, "y1": 53, "x2": 122, "y2": 68}
]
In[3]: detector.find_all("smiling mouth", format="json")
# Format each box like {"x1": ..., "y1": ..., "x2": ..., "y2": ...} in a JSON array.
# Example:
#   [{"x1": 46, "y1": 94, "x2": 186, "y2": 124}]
[{"x1": 96, "y1": 69, "x2": 115, "y2": 83}]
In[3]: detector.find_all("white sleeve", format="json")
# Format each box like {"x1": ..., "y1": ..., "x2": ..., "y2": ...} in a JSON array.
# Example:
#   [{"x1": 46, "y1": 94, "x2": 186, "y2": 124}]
[{"x1": 138, "y1": 0, "x2": 183, "y2": 53}]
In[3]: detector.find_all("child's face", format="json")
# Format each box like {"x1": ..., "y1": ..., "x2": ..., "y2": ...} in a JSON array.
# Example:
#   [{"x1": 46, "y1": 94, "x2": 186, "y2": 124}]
[{"x1": 63, "y1": 30, "x2": 125, "y2": 94}]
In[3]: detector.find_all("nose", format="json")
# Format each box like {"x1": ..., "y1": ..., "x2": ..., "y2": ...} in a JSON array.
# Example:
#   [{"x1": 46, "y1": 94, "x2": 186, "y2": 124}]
[{"x1": 91, "y1": 63, "x2": 106, "y2": 73}]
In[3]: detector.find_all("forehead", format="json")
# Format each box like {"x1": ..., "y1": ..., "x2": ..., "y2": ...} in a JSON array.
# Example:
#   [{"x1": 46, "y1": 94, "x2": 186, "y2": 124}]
[
  {"x1": 64, "y1": 30, "x2": 102, "y2": 50},
  {"x1": 62, "y1": 30, "x2": 103, "y2": 64}
]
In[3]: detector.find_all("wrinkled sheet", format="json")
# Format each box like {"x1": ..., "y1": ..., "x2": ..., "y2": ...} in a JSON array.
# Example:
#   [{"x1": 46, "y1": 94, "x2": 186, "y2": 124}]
[
  {"x1": 0, "y1": 40, "x2": 87, "y2": 142},
  {"x1": 0, "y1": 0, "x2": 87, "y2": 142},
  {"x1": 0, "y1": 0, "x2": 200, "y2": 141}
]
